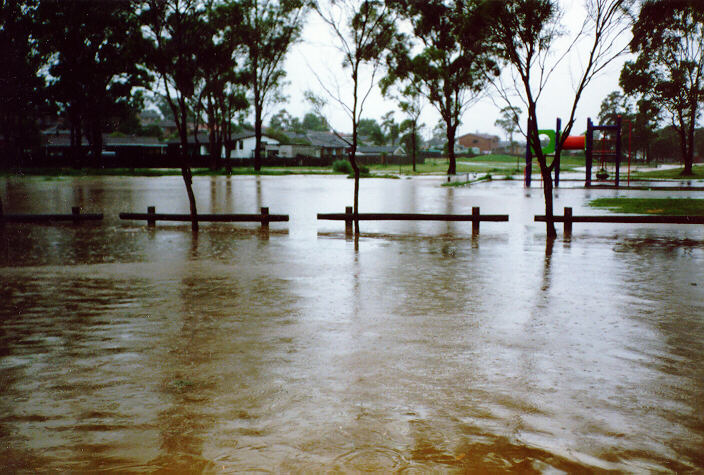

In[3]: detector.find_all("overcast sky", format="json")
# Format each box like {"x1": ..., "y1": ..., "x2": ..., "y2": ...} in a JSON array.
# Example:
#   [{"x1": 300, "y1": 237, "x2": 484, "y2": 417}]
[{"x1": 279, "y1": 0, "x2": 633, "y2": 141}]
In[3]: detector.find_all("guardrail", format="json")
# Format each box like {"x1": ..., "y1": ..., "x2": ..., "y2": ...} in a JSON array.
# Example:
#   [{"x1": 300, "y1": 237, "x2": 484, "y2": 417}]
[
  {"x1": 535, "y1": 207, "x2": 704, "y2": 234},
  {"x1": 318, "y1": 206, "x2": 509, "y2": 234},
  {"x1": 0, "y1": 206, "x2": 103, "y2": 224},
  {"x1": 119, "y1": 206, "x2": 288, "y2": 230}
]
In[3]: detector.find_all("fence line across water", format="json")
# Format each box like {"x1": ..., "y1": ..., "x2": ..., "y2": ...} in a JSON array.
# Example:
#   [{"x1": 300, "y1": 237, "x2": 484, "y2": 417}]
[
  {"x1": 0, "y1": 206, "x2": 103, "y2": 224},
  {"x1": 318, "y1": 206, "x2": 509, "y2": 234},
  {"x1": 535, "y1": 207, "x2": 704, "y2": 234},
  {"x1": 2, "y1": 204, "x2": 704, "y2": 236},
  {"x1": 119, "y1": 206, "x2": 288, "y2": 230}
]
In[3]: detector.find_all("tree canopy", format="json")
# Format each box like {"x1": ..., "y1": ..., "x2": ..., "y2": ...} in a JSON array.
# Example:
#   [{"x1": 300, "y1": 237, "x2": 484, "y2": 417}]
[
  {"x1": 383, "y1": 0, "x2": 499, "y2": 175},
  {"x1": 620, "y1": 0, "x2": 704, "y2": 175}
]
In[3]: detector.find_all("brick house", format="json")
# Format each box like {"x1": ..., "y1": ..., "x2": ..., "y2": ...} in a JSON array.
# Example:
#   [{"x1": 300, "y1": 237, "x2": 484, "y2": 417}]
[{"x1": 457, "y1": 133, "x2": 499, "y2": 154}]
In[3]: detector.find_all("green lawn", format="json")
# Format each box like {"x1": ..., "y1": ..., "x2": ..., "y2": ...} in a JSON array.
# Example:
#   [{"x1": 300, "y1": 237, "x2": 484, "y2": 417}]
[{"x1": 588, "y1": 198, "x2": 704, "y2": 215}]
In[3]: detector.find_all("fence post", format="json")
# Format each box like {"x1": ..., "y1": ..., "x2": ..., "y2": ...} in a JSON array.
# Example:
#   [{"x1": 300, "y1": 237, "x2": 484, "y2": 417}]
[
  {"x1": 564, "y1": 207, "x2": 572, "y2": 235},
  {"x1": 472, "y1": 207, "x2": 480, "y2": 234},
  {"x1": 147, "y1": 206, "x2": 156, "y2": 227},
  {"x1": 261, "y1": 207, "x2": 269, "y2": 230},
  {"x1": 345, "y1": 206, "x2": 353, "y2": 235},
  {"x1": 72, "y1": 206, "x2": 81, "y2": 224}
]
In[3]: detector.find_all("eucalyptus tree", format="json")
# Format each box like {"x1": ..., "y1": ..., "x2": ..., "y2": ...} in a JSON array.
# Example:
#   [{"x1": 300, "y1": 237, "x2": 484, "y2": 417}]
[
  {"x1": 620, "y1": 0, "x2": 704, "y2": 175},
  {"x1": 381, "y1": 111, "x2": 400, "y2": 147},
  {"x1": 384, "y1": 84, "x2": 424, "y2": 171},
  {"x1": 0, "y1": 0, "x2": 47, "y2": 168},
  {"x1": 196, "y1": 0, "x2": 249, "y2": 169},
  {"x1": 494, "y1": 106, "x2": 521, "y2": 154},
  {"x1": 301, "y1": 111, "x2": 330, "y2": 131},
  {"x1": 36, "y1": 0, "x2": 150, "y2": 165},
  {"x1": 384, "y1": 0, "x2": 499, "y2": 175},
  {"x1": 490, "y1": 0, "x2": 633, "y2": 238},
  {"x1": 598, "y1": 90, "x2": 660, "y2": 161},
  {"x1": 142, "y1": 0, "x2": 213, "y2": 231},
  {"x1": 311, "y1": 0, "x2": 397, "y2": 234},
  {"x1": 240, "y1": 0, "x2": 309, "y2": 171}
]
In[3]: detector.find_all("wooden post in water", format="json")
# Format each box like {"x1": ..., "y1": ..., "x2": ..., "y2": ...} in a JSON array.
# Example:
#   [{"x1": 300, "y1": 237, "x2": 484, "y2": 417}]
[
  {"x1": 261, "y1": 207, "x2": 269, "y2": 231},
  {"x1": 345, "y1": 206, "x2": 353, "y2": 235},
  {"x1": 147, "y1": 206, "x2": 156, "y2": 227},
  {"x1": 564, "y1": 207, "x2": 573, "y2": 235},
  {"x1": 72, "y1": 206, "x2": 81, "y2": 224},
  {"x1": 472, "y1": 207, "x2": 480, "y2": 234}
]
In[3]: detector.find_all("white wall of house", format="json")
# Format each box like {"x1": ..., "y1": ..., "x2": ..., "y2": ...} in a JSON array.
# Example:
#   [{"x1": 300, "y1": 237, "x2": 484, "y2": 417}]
[{"x1": 228, "y1": 135, "x2": 280, "y2": 159}]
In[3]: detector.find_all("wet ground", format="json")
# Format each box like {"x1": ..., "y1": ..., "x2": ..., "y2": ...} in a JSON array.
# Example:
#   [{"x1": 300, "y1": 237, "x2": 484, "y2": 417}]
[{"x1": 1, "y1": 175, "x2": 703, "y2": 472}]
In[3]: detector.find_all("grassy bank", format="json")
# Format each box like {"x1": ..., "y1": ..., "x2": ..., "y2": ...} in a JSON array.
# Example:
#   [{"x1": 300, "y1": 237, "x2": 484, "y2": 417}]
[{"x1": 589, "y1": 198, "x2": 704, "y2": 215}]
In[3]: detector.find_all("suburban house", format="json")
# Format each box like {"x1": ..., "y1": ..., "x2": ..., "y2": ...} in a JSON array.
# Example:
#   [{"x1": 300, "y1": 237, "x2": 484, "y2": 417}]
[
  {"x1": 457, "y1": 132, "x2": 499, "y2": 154},
  {"x1": 357, "y1": 144, "x2": 404, "y2": 156},
  {"x1": 303, "y1": 131, "x2": 349, "y2": 159},
  {"x1": 228, "y1": 131, "x2": 280, "y2": 159}
]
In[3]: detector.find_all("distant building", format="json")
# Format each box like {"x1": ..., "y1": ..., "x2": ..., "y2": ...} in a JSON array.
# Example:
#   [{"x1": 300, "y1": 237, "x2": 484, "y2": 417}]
[
  {"x1": 457, "y1": 133, "x2": 499, "y2": 154},
  {"x1": 227, "y1": 131, "x2": 280, "y2": 159}
]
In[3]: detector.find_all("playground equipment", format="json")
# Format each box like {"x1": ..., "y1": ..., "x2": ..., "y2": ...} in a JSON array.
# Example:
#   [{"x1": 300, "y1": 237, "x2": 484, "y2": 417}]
[{"x1": 524, "y1": 116, "x2": 624, "y2": 188}]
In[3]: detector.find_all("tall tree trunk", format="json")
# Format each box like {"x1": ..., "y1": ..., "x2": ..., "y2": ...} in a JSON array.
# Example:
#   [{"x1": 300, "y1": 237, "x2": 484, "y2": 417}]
[
  {"x1": 683, "y1": 119, "x2": 695, "y2": 176},
  {"x1": 541, "y1": 163, "x2": 557, "y2": 238},
  {"x1": 178, "y1": 101, "x2": 198, "y2": 232},
  {"x1": 446, "y1": 123, "x2": 456, "y2": 175},
  {"x1": 412, "y1": 125, "x2": 417, "y2": 172},
  {"x1": 254, "y1": 100, "x2": 263, "y2": 172}
]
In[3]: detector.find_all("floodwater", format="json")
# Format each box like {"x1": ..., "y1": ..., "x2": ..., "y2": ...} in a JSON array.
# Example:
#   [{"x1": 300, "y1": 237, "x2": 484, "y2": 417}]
[{"x1": 1, "y1": 174, "x2": 703, "y2": 472}]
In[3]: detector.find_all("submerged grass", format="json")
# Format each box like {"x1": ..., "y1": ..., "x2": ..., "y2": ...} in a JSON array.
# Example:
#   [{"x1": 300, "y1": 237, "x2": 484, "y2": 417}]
[
  {"x1": 589, "y1": 197, "x2": 704, "y2": 215},
  {"x1": 629, "y1": 165, "x2": 704, "y2": 180}
]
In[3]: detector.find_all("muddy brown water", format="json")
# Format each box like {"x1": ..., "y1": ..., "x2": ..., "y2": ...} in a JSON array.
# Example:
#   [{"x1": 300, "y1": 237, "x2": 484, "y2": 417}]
[{"x1": 1, "y1": 175, "x2": 703, "y2": 472}]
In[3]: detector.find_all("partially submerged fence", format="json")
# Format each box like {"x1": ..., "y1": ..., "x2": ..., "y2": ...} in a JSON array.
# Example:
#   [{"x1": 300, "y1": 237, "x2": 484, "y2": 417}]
[
  {"x1": 119, "y1": 206, "x2": 288, "y2": 229},
  {"x1": 0, "y1": 206, "x2": 103, "y2": 224},
  {"x1": 536, "y1": 207, "x2": 704, "y2": 234},
  {"x1": 318, "y1": 206, "x2": 509, "y2": 234}
]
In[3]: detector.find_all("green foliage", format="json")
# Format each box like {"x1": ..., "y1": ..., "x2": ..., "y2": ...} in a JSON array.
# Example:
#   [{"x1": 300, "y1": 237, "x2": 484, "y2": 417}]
[
  {"x1": 381, "y1": 111, "x2": 400, "y2": 146},
  {"x1": 264, "y1": 127, "x2": 292, "y2": 145},
  {"x1": 240, "y1": 0, "x2": 309, "y2": 170},
  {"x1": 0, "y1": 0, "x2": 47, "y2": 165},
  {"x1": 36, "y1": 0, "x2": 150, "y2": 160},
  {"x1": 301, "y1": 112, "x2": 330, "y2": 132},
  {"x1": 358, "y1": 118, "x2": 385, "y2": 145},
  {"x1": 332, "y1": 159, "x2": 353, "y2": 174},
  {"x1": 620, "y1": 0, "x2": 704, "y2": 173},
  {"x1": 384, "y1": 0, "x2": 499, "y2": 174},
  {"x1": 494, "y1": 106, "x2": 521, "y2": 146}
]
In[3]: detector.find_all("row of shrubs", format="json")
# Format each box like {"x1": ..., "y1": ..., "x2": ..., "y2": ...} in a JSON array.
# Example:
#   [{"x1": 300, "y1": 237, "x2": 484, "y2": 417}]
[{"x1": 332, "y1": 160, "x2": 369, "y2": 175}]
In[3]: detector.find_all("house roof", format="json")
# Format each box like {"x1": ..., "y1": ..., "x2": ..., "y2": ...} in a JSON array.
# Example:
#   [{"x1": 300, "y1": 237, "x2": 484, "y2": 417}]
[
  {"x1": 459, "y1": 132, "x2": 499, "y2": 141},
  {"x1": 305, "y1": 131, "x2": 349, "y2": 148}
]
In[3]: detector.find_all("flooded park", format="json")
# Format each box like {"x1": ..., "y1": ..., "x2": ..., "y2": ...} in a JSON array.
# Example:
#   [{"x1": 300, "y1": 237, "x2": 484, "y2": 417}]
[{"x1": 1, "y1": 173, "x2": 703, "y2": 472}]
